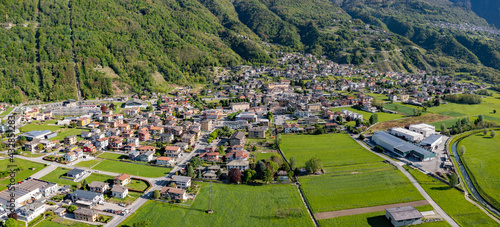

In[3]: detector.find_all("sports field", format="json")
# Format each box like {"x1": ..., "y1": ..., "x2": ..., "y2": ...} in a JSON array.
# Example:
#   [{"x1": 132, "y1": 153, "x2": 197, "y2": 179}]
[
  {"x1": 122, "y1": 183, "x2": 314, "y2": 226},
  {"x1": 0, "y1": 159, "x2": 46, "y2": 190},
  {"x1": 458, "y1": 132, "x2": 500, "y2": 210},
  {"x1": 406, "y1": 167, "x2": 499, "y2": 227}
]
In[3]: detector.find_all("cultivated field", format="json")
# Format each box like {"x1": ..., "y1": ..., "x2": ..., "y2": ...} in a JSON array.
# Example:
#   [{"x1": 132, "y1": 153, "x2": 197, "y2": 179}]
[
  {"x1": 281, "y1": 133, "x2": 383, "y2": 170},
  {"x1": 0, "y1": 159, "x2": 46, "y2": 190},
  {"x1": 122, "y1": 183, "x2": 314, "y2": 226},
  {"x1": 458, "y1": 132, "x2": 500, "y2": 210},
  {"x1": 406, "y1": 167, "x2": 499, "y2": 226},
  {"x1": 91, "y1": 160, "x2": 170, "y2": 178}
]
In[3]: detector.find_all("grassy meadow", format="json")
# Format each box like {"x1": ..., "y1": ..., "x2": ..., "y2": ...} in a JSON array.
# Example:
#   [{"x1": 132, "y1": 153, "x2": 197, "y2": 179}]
[
  {"x1": 91, "y1": 160, "x2": 170, "y2": 178},
  {"x1": 0, "y1": 159, "x2": 46, "y2": 190},
  {"x1": 121, "y1": 183, "x2": 314, "y2": 226}
]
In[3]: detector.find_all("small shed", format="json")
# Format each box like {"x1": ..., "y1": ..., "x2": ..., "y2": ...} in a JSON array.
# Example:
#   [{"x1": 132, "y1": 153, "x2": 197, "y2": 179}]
[{"x1": 385, "y1": 206, "x2": 423, "y2": 227}]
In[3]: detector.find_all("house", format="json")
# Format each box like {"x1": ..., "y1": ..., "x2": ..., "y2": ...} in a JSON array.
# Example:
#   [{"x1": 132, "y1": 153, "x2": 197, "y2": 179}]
[
  {"x1": 77, "y1": 117, "x2": 90, "y2": 127},
  {"x1": 171, "y1": 176, "x2": 191, "y2": 188},
  {"x1": 127, "y1": 137, "x2": 140, "y2": 146},
  {"x1": 53, "y1": 208, "x2": 66, "y2": 216},
  {"x1": 128, "y1": 150, "x2": 140, "y2": 160},
  {"x1": 113, "y1": 174, "x2": 131, "y2": 186},
  {"x1": 139, "y1": 131, "x2": 150, "y2": 141},
  {"x1": 199, "y1": 152, "x2": 219, "y2": 162},
  {"x1": 164, "y1": 146, "x2": 182, "y2": 158},
  {"x1": 230, "y1": 102, "x2": 250, "y2": 111},
  {"x1": 160, "y1": 187, "x2": 187, "y2": 201},
  {"x1": 181, "y1": 133, "x2": 196, "y2": 146},
  {"x1": 159, "y1": 133, "x2": 174, "y2": 143},
  {"x1": 156, "y1": 156, "x2": 174, "y2": 165},
  {"x1": 385, "y1": 206, "x2": 423, "y2": 227},
  {"x1": 83, "y1": 144, "x2": 96, "y2": 153},
  {"x1": 201, "y1": 119, "x2": 213, "y2": 131},
  {"x1": 229, "y1": 131, "x2": 246, "y2": 146},
  {"x1": 95, "y1": 137, "x2": 109, "y2": 150},
  {"x1": 111, "y1": 185, "x2": 128, "y2": 199},
  {"x1": 64, "y1": 135, "x2": 77, "y2": 145},
  {"x1": 225, "y1": 150, "x2": 250, "y2": 162},
  {"x1": 248, "y1": 127, "x2": 266, "y2": 138},
  {"x1": 74, "y1": 208, "x2": 98, "y2": 222},
  {"x1": 18, "y1": 202, "x2": 45, "y2": 222},
  {"x1": 66, "y1": 169, "x2": 88, "y2": 179},
  {"x1": 70, "y1": 190, "x2": 104, "y2": 205},
  {"x1": 24, "y1": 140, "x2": 41, "y2": 152},
  {"x1": 64, "y1": 151, "x2": 78, "y2": 162},
  {"x1": 88, "y1": 181, "x2": 110, "y2": 193},
  {"x1": 65, "y1": 144, "x2": 78, "y2": 153},
  {"x1": 138, "y1": 150, "x2": 155, "y2": 162},
  {"x1": 227, "y1": 160, "x2": 249, "y2": 171}
]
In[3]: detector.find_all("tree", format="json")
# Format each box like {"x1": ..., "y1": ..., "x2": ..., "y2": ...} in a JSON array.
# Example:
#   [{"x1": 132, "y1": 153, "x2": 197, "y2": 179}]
[
  {"x1": 289, "y1": 157, "x2": 297, "y2": 170},
  {"x1": 355, "y1": 118, "x2": 362, "y2": 127},
  {"x1": 281, "y1": 162, "x2": 290, "y2": 172},
  {"x1": 67, "y1": 205, "x2": 77, "y2": 213},
  {"x1": 100, "y1": 105, "x2": 108, "y2": 113},
  {"x1": 36, "y1": 143, "x2": 44, "y2": 151},
  {"x1": 252, "y1": 145, "x2": 257, "y2": 151},
  {"x1": 229, "y1": 168, "x2": 242, "y2": 183},
  {"x1": 216, "y1": 169, "x2": 222, "y2": 179},
  {"x1": 146, "y1": 105, "x2": 153, "y2": 112},
  {"x1": 305, "y1": 158, "x2": 323, "y2": 174},
  {"x1": 109, "y1": 103, "x2": 115, "y2": 110},
  {"x1": 478, "y1": 114, "x2": 484, "y2": 122},
  {"x1": 491, "y1": 130, "x2": 496, "y2": 138},
  {"x1": 218, "y1": 145, "x2": 225, "y2": 155},
  {"x1": 369, "y1": 114, "x2": 378, "y2": 125},
  {"x1": 4, "y1": 218, "x2": 16, "y2": 227},
  {"x1": 448, "y1": 173, "x2": 458, "y2": 188},
  {"x1": 153, "y1": 190, "x2": 161, "y2": 199},
  {"x1": 243, "y1": 169, "x2": 256, "y2": 183},
  {"x1": 255, "y1": 160, "x2": 266, "y2": 179},
  {"x1": 191, "y1": 157, "x2": 203, "y2": 168},
  {"x1": 263, "y1": 169, "x2": 273, "y2": 183},
  {"x1": 270, "y1": 154, "x2": 282, "y2": 166},
  {"x1": 82, "y1": 179, "x2": 88, "y2": 190},
  {"x1": 267, "y1": 161, "x2": 279, "y2": 174},
  {"x1": 441, "y1": 123, "x2": 446, "y2": 132},
  {"x1": 133, "y1": 220, "x2": 151, "y2": 227},
  {"x1": 483, "y1": 128, "x2": 488, "y2": 135},
  {"x1": 494, "y1": 110, "x2": 497, "y2": 114},
  {"x1": 458, "y1": 145, "x2": 466, "y2": 156},
  {"x1": 359, "y1": 134, "x2": 365, "y2": 140},
  {"x1": 187, "y1": 165, "x2": 195, "y2": 178},
  {"x1": 169, "y1": 182, "x2": 177, "y2": 188}
]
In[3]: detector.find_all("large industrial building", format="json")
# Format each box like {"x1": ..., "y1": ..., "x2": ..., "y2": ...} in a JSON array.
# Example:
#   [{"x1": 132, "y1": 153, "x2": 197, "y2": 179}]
[
  {"x1": 409, "y1": 123, "x2": 435, "y2": 137},
  {"x1": 372, "y1": 131, "x2": 436, "y2": 161},
  {"x1": 388, "y1": 128, "x2": 424, "y2": 142},
  {"x1": 418, "y1": 134, "x2": 443, "y2": 151}
]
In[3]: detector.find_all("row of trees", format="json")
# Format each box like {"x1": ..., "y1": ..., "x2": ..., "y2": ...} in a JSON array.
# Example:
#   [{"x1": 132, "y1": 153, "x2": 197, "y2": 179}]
[{"x1": 444, "y1": 94, "x2": 482, "y2": 104}]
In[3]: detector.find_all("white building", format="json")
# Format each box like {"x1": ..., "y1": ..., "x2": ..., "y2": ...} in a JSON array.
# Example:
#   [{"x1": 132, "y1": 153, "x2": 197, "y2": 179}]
[
  {"x1": 409, "y1": 123, "x2": 435, "y2": 137},
  {"x1": 389, "y1": 128, "x2": 424, "y2": 142},
  {"x1": 227, "y1": 160, "x2": 250, "y2": 171},
  {"x1": 18, "y1": 202, "x2": 45, "y2": 222},
  {"x1": 171, "y1": 176, "x2": 191, "y2": 189}
]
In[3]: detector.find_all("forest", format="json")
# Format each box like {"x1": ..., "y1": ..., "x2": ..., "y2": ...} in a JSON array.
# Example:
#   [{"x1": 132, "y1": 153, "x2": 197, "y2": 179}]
[{"x1": 1, "y1": 0, "x2": 500, "y2": 103}]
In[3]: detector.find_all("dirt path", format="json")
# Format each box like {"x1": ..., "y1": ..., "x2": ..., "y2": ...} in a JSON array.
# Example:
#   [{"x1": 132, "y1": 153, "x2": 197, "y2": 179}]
[{"x1": 315, "y1": 200, "x2": 429, "y2": 220}]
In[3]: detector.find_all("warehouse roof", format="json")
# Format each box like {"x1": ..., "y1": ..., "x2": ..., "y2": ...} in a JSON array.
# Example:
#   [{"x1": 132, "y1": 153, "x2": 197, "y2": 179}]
[
  {"x1": 419, "y1": 134, "x2": 443, "y2": 146},
  {"x1": 373, "y1": 131, "x2": 436, "y2": 159}
]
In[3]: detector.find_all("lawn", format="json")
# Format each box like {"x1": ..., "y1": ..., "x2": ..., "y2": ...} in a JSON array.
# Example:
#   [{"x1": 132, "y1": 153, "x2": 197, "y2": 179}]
[
  {"x1": 75, "y1": 159, "x2": 101, "y2": 168},
  {"x1": 91, "y1": 160, "x2": 171, "y2": 178},
  {"x1": 19, "y1": 123, "x2": 63, "y2": 133},
  {"x1": 0, "y1": 107, "x2": 14, "y2": 117},
  {"x1": 331, "y1": 107, "x2": 405, "y2": 123},
  {"x1": 0, "y1": 159, "x2": 46, "y2": 190},
  {"x1": 406, "y1": 167, "x2": 499, "y2": 226},
  {"x1": 98, "y1": 152, "x2": 128, "y2": 160},
  {"x1": 252, "y1": 151, "x2": 280, "y2": 162},
  {"x1": 300, "y1": 166, "x2": 424, "y2": 213},
  {"x1": 458, "y1": 132, "x2": 500, "y2": 211},
  {"x1": 49, "y1": 128, "x2": 88, "y2": 141},
  {"x1": 121, "y1": 183, "x2": 314, "y2": 226},
  {"x1": 108, "y1": 191, "x2": 143, "y2": 204},
  {"x1": 281, "y1": 133, "x2": 383, "y2": 170},
  {"x1": 40, "y1": 167, "x2": 114, "y2": 187},
  {"x1": 127, "y1": 179, "x2": 148, "y2": 191}
]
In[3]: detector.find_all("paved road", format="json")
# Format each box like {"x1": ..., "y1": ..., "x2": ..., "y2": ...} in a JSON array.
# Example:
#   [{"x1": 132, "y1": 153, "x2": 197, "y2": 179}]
[
  {"x1": 352, "y1": 135, "x2": 459, "y2": 227},
  {"x1": 451, "y1": 142, "x2": 500, "y2": 218}
]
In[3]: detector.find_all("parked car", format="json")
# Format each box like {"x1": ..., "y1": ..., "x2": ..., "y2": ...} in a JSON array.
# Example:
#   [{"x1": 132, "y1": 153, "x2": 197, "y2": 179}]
[{"x1": 119, "y1": 203, "x2": 126, "y2": 207}]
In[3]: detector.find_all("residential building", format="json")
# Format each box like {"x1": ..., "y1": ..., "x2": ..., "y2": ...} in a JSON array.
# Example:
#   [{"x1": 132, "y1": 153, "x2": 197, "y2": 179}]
[
  {"x1": 139, "y1": 131, "x2": 150, "y2": 141},
  {"x1": 182, "y1": 133, "x2": 196, "y2": 146},
  {"x1": 159, "y1": 133, "x2": 174, "y2": 143},
  {"x1": 156, "y1": 156, "x2": 174, "y2": 165},
  {"x1": 18, "y1": 202, "x2": 45, "y2": 222},
  {"x1": 64, "y1": 135, "x2": 77, "y2": 145},
  {"x1": 66, "y1": 169, "x2": 88, "y2": 179},
  {"x1": 74, "y1": 208, "x2": 98, "y2": 222},
  {"x1": 229, "y1": 131, "x2": 246, "y2": 146},
  {"x1": 70, "y1": 190, "x2": 104, "y2": 206},
  {"x1": 171, "y1": 176, "x2": 191, "y2": 188},
  {"x1": 138, "y1": 150, "x2": 155, "y2": 162},
  {"x1": 248, "y1": 127, "x2": 266, "y2": 138},
  {"x1": 199, "y1": 152, "x2": 219, "y2": 162},
  {"x1": 88, "y1": 181, "x2": 110, "y2": 193},
  {"x1": 160, "y1": 187, "x2": 187, "y2": 201},
  {"x1": 227, "y1": 160, "x2": 249, "y2": 171},
  {"x1": 113, "y1": 174, "x2": 131, "y2": 186},
  {"x1": 164, "y1": 146, "x2": 181, "y2": 158},
  {"x1": 111, "y1": 185, "x2": 128, "y2": 199},
  {"x1": 230, "y1": 102, "x2": 250, "y2": 111},
  {"x1": 201, "y1": 119, "x2": 213, "y2": 131}
]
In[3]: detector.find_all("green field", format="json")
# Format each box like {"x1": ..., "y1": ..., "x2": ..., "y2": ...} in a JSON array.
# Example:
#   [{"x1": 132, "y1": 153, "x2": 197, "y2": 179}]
[
  {"x1": 122, "y1": 183, "x2": 314, "y2": 226},
  {"x1": 458, "y1": 132, "x2": 500, "y2": 211},
  {"x1": 49, "y1": 128, "x2": 88, "y2": 141},
  {"x1": 383, "y1": 103, "x2": 418, "y2": 115},
  {"x1": 426, "y1": 91, "x2": 500, "y2": 123},
  {"x1": 75, "y1": 159, "x2": 102, "y2": 168},
  {"x1": 331, "y1": 107, "x2": 405, "y2": 123},
  {"x1": 300, "y1": 166, "x2": 423, "y2": 213},
  {"x1": 0, "y1": 159, "x2": 46, "y2": 190},
  {"x1": 20, "y1": 123, "x2": 63, "y2": 133},
  {"x1": 40, "y1": 167, "x2": 114, "y2": 186},
  {"x1": 281, "y1": 134, "x2": 383, "y2": 170},
  {"x1": 252, "y1": 152, "x2": 280, "y2": 162},
  {"x1": 318, "y1": 205, "x2": 447, "y2": 227},
  {"x1": 91, "y1": 160, "x2": 170, "y2": 178},
  {"x1": 406, "y1": 167, "x2": 499, "y2": 227},
  {"x1": 98, "y1": 152, "x2": 128, "y2": 160},
  {"x1": 127, "y1": 179, "x2": 148, "y2": 191},
  {"x1": 0, "y1": 107, "x2": 14, "y2": 117}
]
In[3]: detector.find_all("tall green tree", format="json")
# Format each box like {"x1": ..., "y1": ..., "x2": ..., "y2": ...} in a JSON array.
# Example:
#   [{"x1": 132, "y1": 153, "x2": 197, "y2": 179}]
[
  {"x1": 305, "y1": 158, "x2": 323, "y2": 174},
  {"x1": 369, "y1": 114, "x2": 378, "y2": 125},
  {"x1": 289, "y1": 157, "x2": 297, "y2": 170}
]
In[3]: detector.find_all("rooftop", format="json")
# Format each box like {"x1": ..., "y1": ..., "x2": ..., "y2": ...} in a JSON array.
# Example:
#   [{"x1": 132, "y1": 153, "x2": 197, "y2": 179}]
[{"x1": 386, "y1": 206, "x2": 423, "y2": 221}]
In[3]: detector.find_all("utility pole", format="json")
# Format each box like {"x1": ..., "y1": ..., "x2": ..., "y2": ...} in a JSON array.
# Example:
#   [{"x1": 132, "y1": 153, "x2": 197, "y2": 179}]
[{"x1": 206, "y1": 182, "x2": 214, "y2": 213}]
